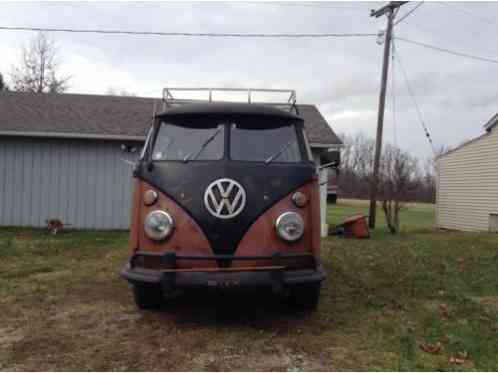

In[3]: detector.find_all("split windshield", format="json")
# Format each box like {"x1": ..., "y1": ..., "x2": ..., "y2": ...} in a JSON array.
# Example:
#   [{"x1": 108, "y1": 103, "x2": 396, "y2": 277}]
[
  {"x1": 230, "y1": 123, "x2": 301, "y2": 163},
  {"x1": 152, "y1": 123, "x2": 224, "y2": 161},
  {"x1": 152, "y1": 119, "x2": 302, "y2": 163}
]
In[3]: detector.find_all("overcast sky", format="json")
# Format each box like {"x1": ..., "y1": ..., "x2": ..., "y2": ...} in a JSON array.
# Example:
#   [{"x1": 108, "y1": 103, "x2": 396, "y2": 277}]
[{"x1": 1, "y1": 1, "x2": 497, "y2": 160}]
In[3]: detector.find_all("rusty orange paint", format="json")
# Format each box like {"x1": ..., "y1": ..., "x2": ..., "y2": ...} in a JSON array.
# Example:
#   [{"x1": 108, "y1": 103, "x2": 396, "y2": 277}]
[
  {"x1": 310, "y1": 176, "x2": 321, "y2": 256},
  {"x1": 234, "y1": 180, "x2": 319, "y2": 268},
  {"x1": 128, "y1": 178, "x2": 320, "y2": 269},
  {"x1": 128, "y1": 181, "x2": 142, "y2": 256},
  {"x1": 131, "y1": 181, "x2": 215, "y2": 269}
]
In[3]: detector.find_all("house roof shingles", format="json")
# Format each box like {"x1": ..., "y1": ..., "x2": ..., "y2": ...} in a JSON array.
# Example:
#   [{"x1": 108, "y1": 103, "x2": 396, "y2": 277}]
[{"x1": 0, "y1": 91, "x2": 342, "y2": 145}]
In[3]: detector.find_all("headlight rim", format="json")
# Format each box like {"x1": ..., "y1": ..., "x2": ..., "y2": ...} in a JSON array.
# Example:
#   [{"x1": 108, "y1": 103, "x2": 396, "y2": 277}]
[
  {"x1": 275, "y1": 211, "x2": 305, "y2": 242},
  {"x1": 144, "y1": 209, "x2": 175, "y2": 241}
]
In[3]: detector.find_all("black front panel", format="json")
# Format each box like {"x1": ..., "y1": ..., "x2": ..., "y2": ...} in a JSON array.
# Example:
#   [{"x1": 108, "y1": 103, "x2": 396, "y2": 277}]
[{"x1": 136, "y1": 161, "x2": 315, "y2": 255}]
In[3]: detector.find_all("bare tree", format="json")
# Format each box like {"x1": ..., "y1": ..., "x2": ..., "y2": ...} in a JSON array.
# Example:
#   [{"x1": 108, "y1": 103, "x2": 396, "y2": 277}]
[
  {"x1": 336, "y1": 133, "x2": 376, "y2": 199},
  {"x1": 419, "y1": 145, "x2": 452, "y2": 203},
  {"x1": 0, "y1": 72, "x2": 8, "y2": 91},
  {"x1": 378, "y1": 144, "x2": 419, "y2": 234},
  {"x1": 10, "y1": 32, "x2": 70, "y2": 93},
  {"x1": 336, "y1": 132, "x2": 451, "y2": 215},
  {"x1": 106, "y1": 87, "x2": 137, "y2": 96}
]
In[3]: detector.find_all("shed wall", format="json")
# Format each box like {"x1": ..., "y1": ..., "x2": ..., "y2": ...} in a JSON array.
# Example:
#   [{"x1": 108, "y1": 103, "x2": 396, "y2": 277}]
[
  {"x1": 436, "y1": 127, "x2": 498, "y2": 232},
  {"x1": 0, "y1": 137, "x2": 137, "y2": 229},
  {"x1": 0, "y1": 137, "x2": 331, "y2": 233}
]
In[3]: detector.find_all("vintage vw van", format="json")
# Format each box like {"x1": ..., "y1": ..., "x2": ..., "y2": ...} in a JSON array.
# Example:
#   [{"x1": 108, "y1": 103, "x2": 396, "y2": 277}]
[{"x1": 121, "y1": 89, "x2": 337, "y2": 309}]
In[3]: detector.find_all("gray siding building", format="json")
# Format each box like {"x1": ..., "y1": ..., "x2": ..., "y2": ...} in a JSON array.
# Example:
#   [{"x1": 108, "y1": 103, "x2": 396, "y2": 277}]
[
  {"x1": 0, "y1": 137, "x2": 136, "y2": 229},
  {"x1": 0, "y1": 92, "x2": 342, "y2": 232}
]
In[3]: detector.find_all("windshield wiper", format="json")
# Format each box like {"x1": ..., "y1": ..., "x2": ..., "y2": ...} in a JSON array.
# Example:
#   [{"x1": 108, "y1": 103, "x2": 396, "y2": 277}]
[
  {"x1": 183, "y1": 126, "x2": 223, "y2": 163},
  {"x1": 265, "y1": 139, "x2": 296, "y2": 165}
]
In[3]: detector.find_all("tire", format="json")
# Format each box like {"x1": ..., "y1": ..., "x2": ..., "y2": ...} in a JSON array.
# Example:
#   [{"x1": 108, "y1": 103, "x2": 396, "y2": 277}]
[
  {"x1": 288, "y1": 283, "x2": 321, "y2": 310},
  {"x1": 132, "y1": 284, "x2": 163, "y2": 309}
]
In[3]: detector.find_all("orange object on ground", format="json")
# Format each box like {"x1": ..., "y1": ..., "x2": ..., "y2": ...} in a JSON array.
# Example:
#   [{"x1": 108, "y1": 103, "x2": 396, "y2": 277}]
[{"x1": 340, "y1": 215, "x2": 370, "y2": 238}]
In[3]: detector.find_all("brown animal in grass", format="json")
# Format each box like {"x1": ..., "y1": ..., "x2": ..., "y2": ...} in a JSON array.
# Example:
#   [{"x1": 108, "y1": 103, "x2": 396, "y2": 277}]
[{"x1": 45, "y1": 219, "x2": 66, "y2": 235}]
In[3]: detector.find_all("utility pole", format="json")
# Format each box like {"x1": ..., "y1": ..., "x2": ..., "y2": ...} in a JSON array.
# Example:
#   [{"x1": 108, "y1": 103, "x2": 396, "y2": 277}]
[{"x1": 368, "y1": 1, "x2": 407, "y2": 229}]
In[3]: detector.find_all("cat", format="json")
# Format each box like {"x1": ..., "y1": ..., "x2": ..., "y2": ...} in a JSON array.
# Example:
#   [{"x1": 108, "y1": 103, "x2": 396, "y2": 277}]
[{"x1": 45, "y1": 219, "x2": 67, "y2": 235}]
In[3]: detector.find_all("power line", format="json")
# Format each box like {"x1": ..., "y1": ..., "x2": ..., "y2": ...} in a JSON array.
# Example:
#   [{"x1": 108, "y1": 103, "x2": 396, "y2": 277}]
[
  {"x1": 393, "y1": 1, "x2": 497, "y2": 56},
  {"x1": 435, "y1": 2, "x2": 498, "y2": 28},
  {"x1": 392, "y1": 42, "x2": 436, "y2": 155},
  {"x1": 0, "y1": 26, "x2": 376, "y2": 38},
  {"x1": 395, "y1": 36, "x2": 498, "y2": 64},
  {"x1": 393, "y1": 16, "x2": 498, "y2": 59},
  {"x1": 394, "y1": 1, "x2": 424, "y2": 26},
  {"x1": 253, "y1": 2, "x2": 368, "y2": 11}
]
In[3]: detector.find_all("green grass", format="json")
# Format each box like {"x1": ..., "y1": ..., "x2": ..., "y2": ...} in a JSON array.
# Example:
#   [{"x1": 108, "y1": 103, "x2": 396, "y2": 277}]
[
  {"x1": 328, "y1": 198, "x2": 436, "y2": 233},
  {"x1": 0, "y1": 201, "x2": 497, "y2": 371}
]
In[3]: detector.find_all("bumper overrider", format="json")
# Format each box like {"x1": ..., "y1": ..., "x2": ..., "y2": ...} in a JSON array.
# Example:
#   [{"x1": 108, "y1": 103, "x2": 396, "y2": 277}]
[{"x1": 120, "y1": 251, "x2": 326, "y2": 295}]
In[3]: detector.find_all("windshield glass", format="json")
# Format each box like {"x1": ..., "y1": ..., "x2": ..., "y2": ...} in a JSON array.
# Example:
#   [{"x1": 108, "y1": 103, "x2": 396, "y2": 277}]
[
  {"x1": 230, "y1": 122, "x2": 301, "y2": 163},
  {"x1": 152, "y1": 122, "x2": 224, "y2": 161}
]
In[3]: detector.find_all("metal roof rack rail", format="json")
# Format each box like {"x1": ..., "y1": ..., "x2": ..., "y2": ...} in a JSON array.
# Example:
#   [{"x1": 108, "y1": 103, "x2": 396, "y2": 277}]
[{"x1": 162, "y1": 87, "x2": 298, "y2": 114}]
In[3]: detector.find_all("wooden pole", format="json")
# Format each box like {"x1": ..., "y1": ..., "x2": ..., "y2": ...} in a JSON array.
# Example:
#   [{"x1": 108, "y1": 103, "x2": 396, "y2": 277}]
[{"x1": 368, "y1": 1, "x2": 406, "y2": 229}]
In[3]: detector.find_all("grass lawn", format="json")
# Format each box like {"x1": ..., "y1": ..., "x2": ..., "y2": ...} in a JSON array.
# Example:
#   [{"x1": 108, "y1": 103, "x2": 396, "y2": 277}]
[
  {"x1": 328, "y1": 198, "x2": 436, "y2": 233},
  {"x1": 0, "y1": 200, "x2": 497, "y2": 371}
]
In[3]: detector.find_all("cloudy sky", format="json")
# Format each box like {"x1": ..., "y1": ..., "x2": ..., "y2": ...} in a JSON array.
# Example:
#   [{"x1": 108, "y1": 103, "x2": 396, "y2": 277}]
[{"x1": 1, "y1": 1, "x2": 497, "y2": 160}]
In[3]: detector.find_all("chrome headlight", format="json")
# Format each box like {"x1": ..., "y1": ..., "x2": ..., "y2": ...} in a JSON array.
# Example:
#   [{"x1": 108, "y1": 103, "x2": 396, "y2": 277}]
[
  {"x1": 144, "y1": 210, "x2": 174, "y2": 241},
  {"x1": 275, "y1": 212, "x2": 304, "y2": 242}
]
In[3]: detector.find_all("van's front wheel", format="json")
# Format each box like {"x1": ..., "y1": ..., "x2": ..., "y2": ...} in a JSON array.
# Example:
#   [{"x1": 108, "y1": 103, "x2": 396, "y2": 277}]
[
  {"x1": 132, "y1": 284, "x2": 163, "y2": 309},
  {"x1": 288, "y1": 283, "x2": 321, "y2": 310}
]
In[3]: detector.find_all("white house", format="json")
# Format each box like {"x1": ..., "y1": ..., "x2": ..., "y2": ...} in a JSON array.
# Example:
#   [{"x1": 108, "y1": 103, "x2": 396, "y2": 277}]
[{"x1": 436, "y1": 113, "x2": 498, "y2": 232}]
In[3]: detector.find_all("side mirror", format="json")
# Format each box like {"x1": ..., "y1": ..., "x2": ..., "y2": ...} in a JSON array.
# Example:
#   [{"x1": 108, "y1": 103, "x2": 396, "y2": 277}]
[
  {"x1": 320, "y1": 150, "x2": 340, "y2": 169},
  {"x1": 120, "y1": 158, "x2": 136, "y2": 167}
]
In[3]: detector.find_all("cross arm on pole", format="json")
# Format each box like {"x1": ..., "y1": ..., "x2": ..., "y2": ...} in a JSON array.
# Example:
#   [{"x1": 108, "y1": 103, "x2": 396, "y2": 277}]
[{"x1": 370, "y1": 1, "x2": 408, "y2": 18}]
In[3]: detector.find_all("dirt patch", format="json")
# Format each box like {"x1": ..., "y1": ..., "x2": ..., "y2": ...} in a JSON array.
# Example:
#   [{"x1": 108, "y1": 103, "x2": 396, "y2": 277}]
[
  {"x1": 471, "y1": 296, "x2": 498, "y2": 314},
  {"x1": 190, "y1": 346, "x2": 329, "y2": 371},
  {"x1": 0, "y1": 327, "x2": 24, "y2": 369},
  {"x1": 0, "y1": 327, "x2": 24, "y2": 347}
]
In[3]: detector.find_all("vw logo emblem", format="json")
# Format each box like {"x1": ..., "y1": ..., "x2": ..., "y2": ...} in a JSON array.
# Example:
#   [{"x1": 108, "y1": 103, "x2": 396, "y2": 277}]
[{"x1": 204, "y1": 178, "x2": 246, "y2": 219}]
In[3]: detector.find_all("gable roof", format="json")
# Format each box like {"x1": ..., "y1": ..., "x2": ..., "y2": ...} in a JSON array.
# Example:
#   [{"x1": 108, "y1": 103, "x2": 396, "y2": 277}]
[
  {"x1": 0, "y1": 91, "x2": 342, "y2": 146},
  {"x1": 484, "y1": 113, "x2": 497, "y2": 132},
  {"x1": 437, "y1": 112, "x2": 497, "y2": 160}
]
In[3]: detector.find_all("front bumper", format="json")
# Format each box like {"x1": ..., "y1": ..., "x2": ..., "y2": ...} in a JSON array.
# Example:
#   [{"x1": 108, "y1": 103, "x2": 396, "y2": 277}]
[{"x1": 120, "y1": 251, "x2": 325, "y2": 295}]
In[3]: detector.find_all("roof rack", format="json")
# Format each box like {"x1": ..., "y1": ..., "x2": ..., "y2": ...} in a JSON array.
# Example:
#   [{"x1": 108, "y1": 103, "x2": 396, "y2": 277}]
[{"x1": 162, "y1": 87, "x2": 298, "y2": 114}]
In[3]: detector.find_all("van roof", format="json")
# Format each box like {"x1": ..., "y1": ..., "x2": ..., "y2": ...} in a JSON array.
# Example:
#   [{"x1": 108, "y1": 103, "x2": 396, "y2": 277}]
[{"x1": 157, "y1": 102, "x2": 302, "y2": 121}]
